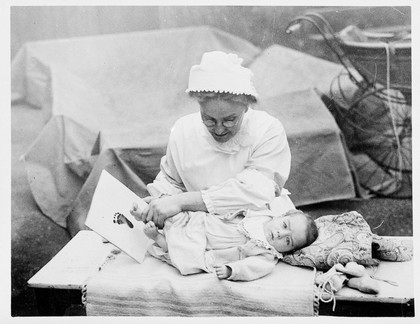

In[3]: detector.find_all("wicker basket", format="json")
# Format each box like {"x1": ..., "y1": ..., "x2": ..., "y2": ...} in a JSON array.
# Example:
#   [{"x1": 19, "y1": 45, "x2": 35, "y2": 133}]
[{"x1": 340, "y1": 40, "x2": 411, "y2": 102}]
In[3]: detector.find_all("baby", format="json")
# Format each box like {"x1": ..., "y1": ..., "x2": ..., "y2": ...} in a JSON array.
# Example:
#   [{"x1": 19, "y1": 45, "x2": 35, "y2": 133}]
[{"x1": 132, "y1": 208, "x2": 318, "y2": 281}]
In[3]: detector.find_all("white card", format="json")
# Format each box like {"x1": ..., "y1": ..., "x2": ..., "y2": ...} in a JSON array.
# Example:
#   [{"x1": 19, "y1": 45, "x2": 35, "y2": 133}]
[{"x1": 85, "y1": 169, "x2": 151, "y2": 263}]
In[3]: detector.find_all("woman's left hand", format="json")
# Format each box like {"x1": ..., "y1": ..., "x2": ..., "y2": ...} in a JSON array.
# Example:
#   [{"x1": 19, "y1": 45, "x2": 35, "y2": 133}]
[{"x1": 143, "y1": 195, "x2": 183, "y2": 228}]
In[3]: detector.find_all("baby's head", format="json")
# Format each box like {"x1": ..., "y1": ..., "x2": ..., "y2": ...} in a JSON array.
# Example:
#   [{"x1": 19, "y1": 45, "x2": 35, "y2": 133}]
[{"x1": 263, "y1": 209, "x2": 318, "y2": 253}]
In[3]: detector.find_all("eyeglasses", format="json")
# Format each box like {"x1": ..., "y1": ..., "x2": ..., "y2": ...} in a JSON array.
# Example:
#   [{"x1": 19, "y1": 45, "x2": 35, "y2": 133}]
[{"x1": 202, "y1": 111, "x2": 244, "y2": 128}]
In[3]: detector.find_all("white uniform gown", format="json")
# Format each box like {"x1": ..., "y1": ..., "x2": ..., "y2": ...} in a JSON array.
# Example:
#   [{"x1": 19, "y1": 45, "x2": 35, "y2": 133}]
[
  {"x1": 145, "y1": 108, "x2": 296, "y2": 278},
  {"x1": 147, "y1": 108, "x2": 294, "y2": 214}
]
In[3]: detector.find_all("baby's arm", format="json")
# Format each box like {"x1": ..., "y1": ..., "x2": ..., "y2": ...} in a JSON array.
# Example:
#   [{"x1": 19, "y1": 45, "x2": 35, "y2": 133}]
[
  {"x1": 223, "y1": 255, "x2": 277, "y2": 281},
  {"x1": 143, "y1": 221, "x2": 168, "y2": 252}
]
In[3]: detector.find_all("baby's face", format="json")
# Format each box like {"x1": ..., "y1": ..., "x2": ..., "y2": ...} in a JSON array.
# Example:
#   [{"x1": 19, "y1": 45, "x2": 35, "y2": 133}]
[{"x1": 263, "y1": 214, "x2": 308, "y2": 253}]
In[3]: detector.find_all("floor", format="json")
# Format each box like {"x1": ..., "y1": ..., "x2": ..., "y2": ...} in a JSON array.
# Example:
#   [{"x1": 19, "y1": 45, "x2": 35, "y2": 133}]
[{"x1": 10, "y1": 104, "x2": 413, "y2": 316}]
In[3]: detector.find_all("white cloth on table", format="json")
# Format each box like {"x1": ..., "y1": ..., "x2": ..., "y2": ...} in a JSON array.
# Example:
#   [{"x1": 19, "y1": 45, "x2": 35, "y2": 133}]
[{"x1": 85, "y1": 251, "x2": 318, "y2": 316}]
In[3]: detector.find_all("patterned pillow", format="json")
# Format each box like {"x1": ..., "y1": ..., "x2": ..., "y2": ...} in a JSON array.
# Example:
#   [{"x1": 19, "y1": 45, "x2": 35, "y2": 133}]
[
  {"x1": 282, "y1": 211, "x2": 380, "y2": 271},
  {"x1": 372, "y1": 234, "x2": 413, "y2": 261}
]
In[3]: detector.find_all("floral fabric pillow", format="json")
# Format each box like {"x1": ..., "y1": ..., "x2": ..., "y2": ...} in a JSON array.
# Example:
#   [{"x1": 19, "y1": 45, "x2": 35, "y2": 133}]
[
  {"x1": 282, "y1": 211, "x2": 380, "y2": 271},
  {"x1": 372, "y1": 234, "x2": 413, "y2": 261}
]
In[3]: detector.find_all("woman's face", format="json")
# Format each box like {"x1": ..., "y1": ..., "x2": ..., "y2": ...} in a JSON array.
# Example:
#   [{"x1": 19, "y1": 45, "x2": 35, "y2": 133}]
[{"x1": 200, "y1": 99, "x2": 248, "y2": 143}]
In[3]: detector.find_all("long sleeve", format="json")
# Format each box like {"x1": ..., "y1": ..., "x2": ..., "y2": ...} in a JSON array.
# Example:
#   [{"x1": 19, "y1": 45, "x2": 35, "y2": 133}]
[
  {"x1": 201, "y1": 119, "x2": 291, "y2": 214},
  {"x1": 147, "y1": 110, "x2": 291, "y2": 213},
  {"x1": 146, "y1": 137, "x2": 186, "y2": 197},
  {"x1": 226, "y1": 255, "x2": 278, "y2": 281}
]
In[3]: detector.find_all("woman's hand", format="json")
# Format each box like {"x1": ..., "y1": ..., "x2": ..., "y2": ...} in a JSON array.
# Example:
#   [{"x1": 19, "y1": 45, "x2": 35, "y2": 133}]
[
  {"x1": 130, "y1": 196, "x2": 156, "y2": 222},
  {"x1": 146, "y1": 195, "x2": 183, "y2": 227},
  {"x1": 214, "y1": 264, "x2": 232, "y2": 280},
  {"x1": 131, "y1": 195, "x2": 183, "y2": 228},
  {"x1": 130, "y1": 192, "x2": 207, "y2": 228}
]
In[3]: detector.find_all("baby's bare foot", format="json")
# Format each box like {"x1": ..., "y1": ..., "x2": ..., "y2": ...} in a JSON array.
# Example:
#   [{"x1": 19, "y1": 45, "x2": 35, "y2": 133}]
[
  {"x1": 143, "y1": 221, "x2": 159, "y2": 239},
  {"x1": 130, "y1": 203, "x2": 142, "y2": 221}
]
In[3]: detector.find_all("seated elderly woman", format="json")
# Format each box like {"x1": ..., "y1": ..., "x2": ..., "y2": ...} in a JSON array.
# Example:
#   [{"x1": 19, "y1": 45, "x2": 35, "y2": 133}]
[{"x1": 132, "y1": 50, "x2": 294, "y2": 227}]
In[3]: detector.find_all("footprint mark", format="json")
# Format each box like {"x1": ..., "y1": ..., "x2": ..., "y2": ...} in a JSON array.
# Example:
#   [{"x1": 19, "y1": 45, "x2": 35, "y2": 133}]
[{"x1": 113, "y1": 212, "x2": 134, "y2": 229}]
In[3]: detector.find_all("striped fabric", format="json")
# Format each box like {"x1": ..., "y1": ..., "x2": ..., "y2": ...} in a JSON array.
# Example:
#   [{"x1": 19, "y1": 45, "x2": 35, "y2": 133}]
[{"x1": 86, "y1": 252, "x2": 317, "y2": 316}]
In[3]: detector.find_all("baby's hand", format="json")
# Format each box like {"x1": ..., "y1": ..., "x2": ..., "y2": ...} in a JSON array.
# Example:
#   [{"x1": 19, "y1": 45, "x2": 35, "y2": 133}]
[{"x1": 214, "y1": 264, "x2": 232, "y2": 280}]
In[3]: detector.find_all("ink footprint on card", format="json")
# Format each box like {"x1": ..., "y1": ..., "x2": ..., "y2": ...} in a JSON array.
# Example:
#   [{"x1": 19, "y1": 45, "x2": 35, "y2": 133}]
[{"x1": 113, "y1": 212, "x2": 134, "y2": 229}]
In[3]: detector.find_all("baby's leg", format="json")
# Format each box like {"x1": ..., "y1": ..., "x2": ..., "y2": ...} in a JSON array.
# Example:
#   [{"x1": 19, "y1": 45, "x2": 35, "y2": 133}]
[{"x1": 144, "y1": 221, "x2": 168, "y2": 252}]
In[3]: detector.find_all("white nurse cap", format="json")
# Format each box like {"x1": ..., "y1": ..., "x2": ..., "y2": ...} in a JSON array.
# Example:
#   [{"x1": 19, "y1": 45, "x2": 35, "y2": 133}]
[{"x1": 185, "y1": 51, "x2": 258, "y2": 98}]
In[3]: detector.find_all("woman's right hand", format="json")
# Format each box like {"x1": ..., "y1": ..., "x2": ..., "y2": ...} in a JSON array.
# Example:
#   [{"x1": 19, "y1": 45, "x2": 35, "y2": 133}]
[
  {"x1": 130, "y1": 196, "x2": 156, "y2": 222},
  {"x1": 147, "y1": 195, "x2": 184, "y2": 228},
  {"x1": 130, "y1": 191, "x2": 206, "y2": 228},
  {"x1": 130, "y1": 195, "x2": 182, "y2": 228}
]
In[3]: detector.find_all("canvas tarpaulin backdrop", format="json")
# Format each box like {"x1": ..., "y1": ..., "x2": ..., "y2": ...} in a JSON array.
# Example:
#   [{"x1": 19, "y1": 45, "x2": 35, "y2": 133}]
[{"x1": 12, "y1": 26, "x2": 357, "y2": 235}]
